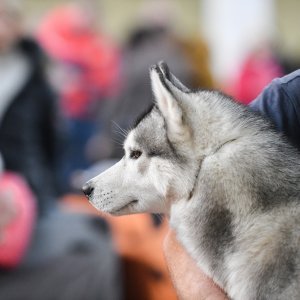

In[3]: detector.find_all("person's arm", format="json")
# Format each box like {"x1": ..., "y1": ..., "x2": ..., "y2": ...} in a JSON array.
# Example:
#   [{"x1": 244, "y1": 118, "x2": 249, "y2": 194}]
[
  {"x1": 163, "y1": 229, "x2": 228, "y2": 300},
  {"x1": 249, "y1": 77, "x2": 300, "y2": 150}
]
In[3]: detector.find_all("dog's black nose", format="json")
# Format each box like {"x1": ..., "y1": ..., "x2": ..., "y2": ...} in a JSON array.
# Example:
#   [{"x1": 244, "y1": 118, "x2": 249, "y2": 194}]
[{"x1": 82, "y1": 183, "x2": 94, "y2": 197}]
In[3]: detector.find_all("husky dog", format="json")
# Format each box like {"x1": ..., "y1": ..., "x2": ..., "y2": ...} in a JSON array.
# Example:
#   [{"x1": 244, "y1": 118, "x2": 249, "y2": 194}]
[{"x1": 83, "y1": 62, "x2": 300, "y2": 299}]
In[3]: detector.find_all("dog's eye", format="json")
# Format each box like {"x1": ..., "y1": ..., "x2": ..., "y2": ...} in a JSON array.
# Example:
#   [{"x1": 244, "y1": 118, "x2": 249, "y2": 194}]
[{"x1": 130, "y1": 150, "x2": 142, "y2": 159}]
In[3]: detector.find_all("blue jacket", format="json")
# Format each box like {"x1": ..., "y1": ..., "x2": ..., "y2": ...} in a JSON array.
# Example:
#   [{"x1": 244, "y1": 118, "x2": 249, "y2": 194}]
[{"x1": 250, "y1": 70, "x2": 300, "y2": 150}]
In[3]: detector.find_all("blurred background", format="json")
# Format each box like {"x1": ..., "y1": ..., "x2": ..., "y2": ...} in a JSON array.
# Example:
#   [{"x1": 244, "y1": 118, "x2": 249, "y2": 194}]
[
  {"x1": 0, "y1": 0, "x2": 299, "y2": 299},
  {"x1": 24, "y1": 0, "x2": 300, "y2": 82}
]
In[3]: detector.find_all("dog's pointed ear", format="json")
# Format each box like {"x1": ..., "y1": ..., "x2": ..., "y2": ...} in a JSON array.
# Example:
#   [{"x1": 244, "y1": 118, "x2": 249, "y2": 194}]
[
  {"x1": 150, "y1": 63, "x2": 189, "y2": 142},
  {"x1": 158, "y1": 61, "x2": 191, "y2": 93}
]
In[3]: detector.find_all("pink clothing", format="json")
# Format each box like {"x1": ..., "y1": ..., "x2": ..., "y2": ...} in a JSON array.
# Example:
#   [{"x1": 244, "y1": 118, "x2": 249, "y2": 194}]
[
  {"x1": 230, "y1": 50, "x2": 283, "y2": 105},
  {"x1": 37, "y1": 5, "x2": 120, "y2": 119},
  {"x1": 0, "y1": 173, "x2": 36, "y2": 268}
]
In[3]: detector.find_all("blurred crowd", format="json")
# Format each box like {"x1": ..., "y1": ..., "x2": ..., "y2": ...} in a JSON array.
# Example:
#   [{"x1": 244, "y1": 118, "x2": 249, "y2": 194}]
[{"x1": 0, "y1": 0, "x2": 298, "y2": 300}]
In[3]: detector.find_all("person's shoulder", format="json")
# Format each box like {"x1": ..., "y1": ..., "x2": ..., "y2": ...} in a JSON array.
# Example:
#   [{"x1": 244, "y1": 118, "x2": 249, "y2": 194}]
[
  {"x1": 273, "y1": 69, "x2": 300, "y2": 85},
  {"x1": 250, "y1": 70, "x2": 300, "y2": 109},
  {"x1": 270, "y1": 70, "x2": 300, "y2": 102},
  {"x1": 249, "y1": 70, "x2": 300, "y2": 150}
]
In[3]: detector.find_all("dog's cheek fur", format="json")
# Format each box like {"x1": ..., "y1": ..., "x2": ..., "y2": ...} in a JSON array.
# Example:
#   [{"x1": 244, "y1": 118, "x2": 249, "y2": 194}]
[
  {"x1": 148, "y1": 159, "x2": 171, "y2": 200},
  {"x1": 149, "y1": 158, "x2": 194, "y2": 205}
]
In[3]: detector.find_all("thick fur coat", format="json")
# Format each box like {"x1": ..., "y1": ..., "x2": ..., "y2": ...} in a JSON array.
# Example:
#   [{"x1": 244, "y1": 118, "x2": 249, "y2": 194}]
[{"x1": 84, "y1": 62, "x2": 300, "y2": 300}]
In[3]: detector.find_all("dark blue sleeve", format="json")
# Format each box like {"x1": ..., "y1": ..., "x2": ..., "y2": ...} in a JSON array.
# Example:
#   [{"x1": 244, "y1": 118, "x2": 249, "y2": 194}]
[{"x1": 249, "y1": 78, "x2": 300, "y2": 150}]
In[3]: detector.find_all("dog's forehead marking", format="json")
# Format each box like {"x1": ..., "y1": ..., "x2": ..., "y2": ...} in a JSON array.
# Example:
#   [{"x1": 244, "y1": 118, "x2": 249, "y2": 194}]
[
  {"x1": 135, "y1": 109, "x2": 179, "y2": 159},
  {"x1": 125, "y1": 105, "x2": 184, "y2": 163},
  {"x1": 124, "y1": 107, "x2": 161, "y2": 150},
  {"x1": 133, "y1": 104, "x2": 155, "y2": 129}
]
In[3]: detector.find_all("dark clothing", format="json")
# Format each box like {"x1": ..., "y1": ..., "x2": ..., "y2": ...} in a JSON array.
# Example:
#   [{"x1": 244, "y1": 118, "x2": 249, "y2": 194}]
[
  {"x1": 0, "y1": 40, "x2": 122, "y2": 300},
  {"x1": 0, "y1": 39, "x2": 64, "y2": 215},
  {"x1": 250, "y1": 70, "x2": 300, "y2": 150},
  {"x1": 0, "y1": 212, "x2": 122, "y2": 300}
]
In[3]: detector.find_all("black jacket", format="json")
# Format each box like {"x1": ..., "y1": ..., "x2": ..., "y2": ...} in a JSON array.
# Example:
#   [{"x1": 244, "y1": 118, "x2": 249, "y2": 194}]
[
  {"x1": 250, "y1": 70, "x2": 300, "y2": 150},
  {"x1": 0, "y1": 39, "x2": 63, "y2": 215}
]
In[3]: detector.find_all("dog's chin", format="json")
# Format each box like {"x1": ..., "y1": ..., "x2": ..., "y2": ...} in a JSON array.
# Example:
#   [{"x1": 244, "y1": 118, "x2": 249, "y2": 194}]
[
  {"x1": 88, "y1": 199, "x2": 139, "y2": 216},
  {"x1": 110, "y1": 200, "x2": 139, "y2": 216}
]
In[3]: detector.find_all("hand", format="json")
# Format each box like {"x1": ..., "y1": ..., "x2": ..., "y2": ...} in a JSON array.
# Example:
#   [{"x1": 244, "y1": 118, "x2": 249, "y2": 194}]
[{"x1": 163, "y1": 229, "x2": 228, "y2": 300}]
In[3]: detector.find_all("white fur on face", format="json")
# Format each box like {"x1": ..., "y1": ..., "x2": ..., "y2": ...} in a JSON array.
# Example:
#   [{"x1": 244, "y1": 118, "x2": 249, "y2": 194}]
[
  {"x1": 87, "y1": 69, "x2": 197, "y2": 216},
  {"x1": 87, "y1": 123, "x2": 197, "y2": 216},
  {"x1": 87, "y1": 132, "x2": 169, "y2": 215}
]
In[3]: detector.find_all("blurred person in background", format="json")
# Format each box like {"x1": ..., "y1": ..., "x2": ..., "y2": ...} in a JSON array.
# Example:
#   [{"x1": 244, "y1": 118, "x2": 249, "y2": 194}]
[
  {"x1": 37, "y1": 4, "x2": 120, "y2": 191},
  {"x1": 86, "y1": 0, "x2": 214, "y2": 165},
  {"x1": 87, "y1": 23, "x2": 191, "y2": 161},
  {"x1": 0, "y1": 2, "x2": 122, "y2": 299},
  {"x1": 0, "y1": 0, "x2": 63, "y2": 216}
]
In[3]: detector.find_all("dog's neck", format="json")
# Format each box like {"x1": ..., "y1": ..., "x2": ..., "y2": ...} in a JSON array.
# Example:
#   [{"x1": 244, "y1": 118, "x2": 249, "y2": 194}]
[{"x1": 188, "y1": 138, "x2": 238, "y2": 200}]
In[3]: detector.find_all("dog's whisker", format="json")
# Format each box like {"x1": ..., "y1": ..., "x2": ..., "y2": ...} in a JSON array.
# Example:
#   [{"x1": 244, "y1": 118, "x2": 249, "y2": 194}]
[
  {"x1": 112, "y1": 121, "x2": 129, "y2": 138},
  {"x1": 111, "y1": 137, "x2": 124, "y2": 147}
]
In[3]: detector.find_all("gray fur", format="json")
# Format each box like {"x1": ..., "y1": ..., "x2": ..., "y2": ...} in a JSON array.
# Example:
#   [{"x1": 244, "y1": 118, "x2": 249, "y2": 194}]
[
  {"x1": 202, "y1": 204, "x2": 234, "y2": 272},
  {"x1": 85, "y1": 63, "x2": 300, "y2": 300},
  {"x1": 135, "y1": 107, "x2": 182, "y2": 161}
]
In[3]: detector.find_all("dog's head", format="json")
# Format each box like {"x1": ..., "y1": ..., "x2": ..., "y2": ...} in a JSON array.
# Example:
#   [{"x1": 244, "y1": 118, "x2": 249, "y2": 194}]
[{"x1": 83, "y1": 62, "x2": 199, "y2": 215}]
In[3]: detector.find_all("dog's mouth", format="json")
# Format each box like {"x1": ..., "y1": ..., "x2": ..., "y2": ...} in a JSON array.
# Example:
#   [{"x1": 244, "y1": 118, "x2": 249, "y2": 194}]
[{"x1": 111, "y1": 199, "x2": 139, "y2": 215}]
